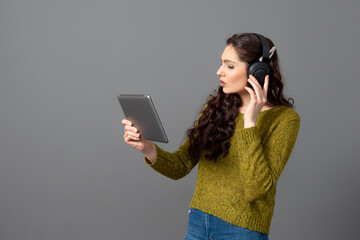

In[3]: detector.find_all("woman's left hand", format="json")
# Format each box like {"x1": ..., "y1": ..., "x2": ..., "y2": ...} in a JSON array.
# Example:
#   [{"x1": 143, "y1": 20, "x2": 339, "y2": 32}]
[{"x1": 243, "y1": 74, "x2": 269, "y2": 128}]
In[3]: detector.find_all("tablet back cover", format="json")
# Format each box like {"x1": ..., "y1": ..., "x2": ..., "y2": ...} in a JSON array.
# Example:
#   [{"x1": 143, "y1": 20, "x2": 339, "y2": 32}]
[{"x1": 118, "y1": 94, "x2": 168, "y2": 143}]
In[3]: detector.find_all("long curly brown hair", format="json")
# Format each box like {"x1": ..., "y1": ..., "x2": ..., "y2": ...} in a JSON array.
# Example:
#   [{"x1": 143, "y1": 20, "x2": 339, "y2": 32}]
[{"x1": 186, "y1": 33, "x2": 295, "y2": 161}]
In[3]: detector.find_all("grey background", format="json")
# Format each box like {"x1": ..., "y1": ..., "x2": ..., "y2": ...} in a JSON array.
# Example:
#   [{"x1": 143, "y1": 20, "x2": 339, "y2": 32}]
[{"x1": 0, "y1": 0, "x2": 359, "y2": 239}]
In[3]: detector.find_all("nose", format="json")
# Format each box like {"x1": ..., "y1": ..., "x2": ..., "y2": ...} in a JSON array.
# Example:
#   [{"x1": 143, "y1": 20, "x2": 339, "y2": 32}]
[{"x1": 216, "y1": 65, "x2": 224, "y2": 76}]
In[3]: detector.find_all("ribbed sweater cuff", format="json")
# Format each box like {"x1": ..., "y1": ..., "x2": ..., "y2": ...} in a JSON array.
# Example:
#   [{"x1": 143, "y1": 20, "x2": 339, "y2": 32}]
[
  {"x1": 144, "y1": 144, "x2": 173, "y2": 174},
  {"x1": 235, "y1": 126, "x2": 259, "y2": 143},
  {"x1": 144, "y1": 144, "x2": 162, "y2": 167}
]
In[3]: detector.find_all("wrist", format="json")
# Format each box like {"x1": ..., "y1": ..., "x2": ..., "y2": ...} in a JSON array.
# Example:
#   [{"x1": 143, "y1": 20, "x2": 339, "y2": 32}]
[
  {"x1": 142, "y1": 141, "x2": 157, "y2": 163},
  {"x1": 244, "y1": 120, "x2": 256, "y2": 128}
]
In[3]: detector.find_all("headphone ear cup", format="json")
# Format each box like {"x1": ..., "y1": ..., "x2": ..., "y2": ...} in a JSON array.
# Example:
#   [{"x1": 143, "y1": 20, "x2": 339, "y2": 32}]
[{"x1": 247, "y1": 62, "x2": 269, "y2": 88}]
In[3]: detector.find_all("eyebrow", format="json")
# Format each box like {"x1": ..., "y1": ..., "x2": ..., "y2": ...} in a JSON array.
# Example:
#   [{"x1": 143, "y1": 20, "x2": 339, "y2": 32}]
[{"x1": 221, "y1": 58, "x2": 236, "y2": 64}]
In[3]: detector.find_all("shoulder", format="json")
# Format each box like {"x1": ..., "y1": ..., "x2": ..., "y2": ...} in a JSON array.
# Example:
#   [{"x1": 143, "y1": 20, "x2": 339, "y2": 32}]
[
  {"x1": 276, "y1": 106, "x2": 300, "y2": 122},
  {"x1": 273, "y1": 106, "x2": 300, "y2": 134},
  {"x1": 261, "y1": 106, "x2": 300, "y2": 131}
]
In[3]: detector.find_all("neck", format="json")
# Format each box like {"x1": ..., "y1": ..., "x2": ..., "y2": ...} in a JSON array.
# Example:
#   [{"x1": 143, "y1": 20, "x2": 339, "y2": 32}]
[
  {"x1": 238, "y1": 91, "x2": 251, "y2": 112},
  {"x1": 239, "y1": 91, "x2": 251, "y2": 107}
]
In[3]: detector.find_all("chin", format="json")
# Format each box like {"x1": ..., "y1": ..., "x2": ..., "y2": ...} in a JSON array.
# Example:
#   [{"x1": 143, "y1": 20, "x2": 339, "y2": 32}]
[
  {"x1": 222, "y1": 87, "x2": 242, "y2": 95},
  {"x1": 222, "y1": 88, "x2": 230, "y2": 94}
]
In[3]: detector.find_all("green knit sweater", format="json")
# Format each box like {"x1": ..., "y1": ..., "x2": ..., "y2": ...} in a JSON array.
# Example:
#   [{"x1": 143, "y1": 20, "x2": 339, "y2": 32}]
[{"x1": 144, "y1": 105, "x2": 300, "y2": 235}]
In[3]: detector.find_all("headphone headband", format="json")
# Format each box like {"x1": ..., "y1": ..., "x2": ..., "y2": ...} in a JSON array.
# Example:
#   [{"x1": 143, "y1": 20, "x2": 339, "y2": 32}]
[
  {"x1": 253, "y1": 33, "x2": 270, "y2": 63},
  {"x1": 247, "y1": 33, "x2": 271, "y2": 88}
]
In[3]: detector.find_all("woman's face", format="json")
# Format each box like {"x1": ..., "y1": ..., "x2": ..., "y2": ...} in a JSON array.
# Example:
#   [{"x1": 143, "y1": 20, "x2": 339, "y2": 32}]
[{"x1": 216, "y1": 45, "x2": 248, "y2": 95}]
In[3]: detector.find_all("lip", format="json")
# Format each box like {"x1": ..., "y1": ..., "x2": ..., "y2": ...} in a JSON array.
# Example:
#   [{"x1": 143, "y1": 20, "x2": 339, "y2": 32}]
[{"x1": 220, "y1": 80, "x2": 226, "y2": 87}]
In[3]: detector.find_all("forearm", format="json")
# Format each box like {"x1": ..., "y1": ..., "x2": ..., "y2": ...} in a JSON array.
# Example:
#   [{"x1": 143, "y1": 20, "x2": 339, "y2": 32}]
[
  {"x1": 235, "y1": 127, "x2": 275, "y2": 201},
  {"x1": 239, "y1": 135, "x2": 276, "y2": 202},
  {"x1": 235, "y1": 117, "x2": 300, "y2": 202},
  {"x1": 144, "y1": 139, "x2": 199, "y2": 180}
]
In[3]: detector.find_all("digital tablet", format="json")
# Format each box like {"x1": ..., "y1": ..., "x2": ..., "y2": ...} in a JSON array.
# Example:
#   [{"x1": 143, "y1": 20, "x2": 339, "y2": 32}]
[{"x1": 117, "y1": 94, "x2": 169, "y2": 143}]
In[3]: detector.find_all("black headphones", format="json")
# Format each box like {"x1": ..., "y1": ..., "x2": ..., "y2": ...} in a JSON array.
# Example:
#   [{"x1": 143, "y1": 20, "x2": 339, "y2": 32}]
[{"x1": 247, "y1": 33, "x2": 270, "y2": 88}]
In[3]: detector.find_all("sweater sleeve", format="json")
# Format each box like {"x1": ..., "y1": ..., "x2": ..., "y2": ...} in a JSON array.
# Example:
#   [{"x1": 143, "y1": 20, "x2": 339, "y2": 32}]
[
  {"x1": 234, "y1": 113, "x2": 300, "y2": 202},
  {"x1": 144, "y1": 137, "x2": 199, "y2": 180}
]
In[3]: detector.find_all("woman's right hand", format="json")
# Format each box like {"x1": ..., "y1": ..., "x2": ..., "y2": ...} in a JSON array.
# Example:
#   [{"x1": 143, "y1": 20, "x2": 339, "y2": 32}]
[{"x1": 121, "y1": 119, "x2": 157, "y2": 163}]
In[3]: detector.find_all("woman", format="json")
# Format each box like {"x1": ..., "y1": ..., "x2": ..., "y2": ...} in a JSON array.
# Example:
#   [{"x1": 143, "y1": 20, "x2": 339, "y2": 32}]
[{"x1": 122, "y1": 33, "x2": 300, "y2": 240}]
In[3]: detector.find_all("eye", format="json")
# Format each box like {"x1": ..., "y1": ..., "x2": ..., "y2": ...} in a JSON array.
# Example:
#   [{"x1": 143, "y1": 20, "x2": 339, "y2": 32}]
[{"x1": 228, "y1": 66, "x2": 234, "y2": 69}]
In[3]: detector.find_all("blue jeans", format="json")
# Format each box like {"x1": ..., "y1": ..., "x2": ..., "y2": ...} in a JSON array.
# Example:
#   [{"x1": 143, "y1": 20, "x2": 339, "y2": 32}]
[{"x1": 185, "y1": 207, "x2": 269, "y2": 240}]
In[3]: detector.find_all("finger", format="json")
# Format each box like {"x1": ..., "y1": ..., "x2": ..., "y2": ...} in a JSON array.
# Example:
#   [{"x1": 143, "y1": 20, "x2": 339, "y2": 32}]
[
  {"x1": 125, "y1": 136, "x2": 140, "y2": 148},
  {"x1": 244, "y1": 86, "x2": 256, "y2": 100},
  {"x1": 129, "y1": 136, "x2": 141, "y2": 141},
  {"x1": 124, "y1": 125, "x2": 139, "y2": 134},
  {"x1": 248, "y1": 77, "x2": 263, "y2": 102},
  {"x1": 247, "y1": 77, "x2": 261, "y2": 96},
  {"x1": 124, "y1": 130, "x2": 140, "y2": 139},
  {"x1": 121, "y1": 119, "x2": 133, "y2": 126},
  {"x1": 249, "y1": 75, "x2": 262, "y2": 89},
  {"x1": 263, "y1": 75, "x2": 269, "y2": 99},
  {"x1": 124, "y1": 133, "x2": 141, "y2": 142}
]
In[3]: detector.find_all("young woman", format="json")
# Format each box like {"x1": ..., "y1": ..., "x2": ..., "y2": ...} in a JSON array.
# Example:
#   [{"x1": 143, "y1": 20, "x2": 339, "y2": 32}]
[{"x1": 122, "y1": 33, "x2": 300, "y2": 240}]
